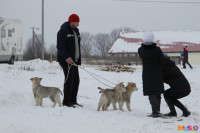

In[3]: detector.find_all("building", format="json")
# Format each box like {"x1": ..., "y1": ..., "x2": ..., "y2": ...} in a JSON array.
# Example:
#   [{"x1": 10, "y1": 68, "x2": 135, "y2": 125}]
[{"x1": 108, "y1": 31, "x2": 200, "y2": 65}]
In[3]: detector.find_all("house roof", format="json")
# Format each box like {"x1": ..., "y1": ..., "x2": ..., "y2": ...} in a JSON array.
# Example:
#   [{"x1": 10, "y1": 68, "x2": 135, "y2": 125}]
[{"x1": 108, "y1": 31, "x2": 200, "y2": 54}]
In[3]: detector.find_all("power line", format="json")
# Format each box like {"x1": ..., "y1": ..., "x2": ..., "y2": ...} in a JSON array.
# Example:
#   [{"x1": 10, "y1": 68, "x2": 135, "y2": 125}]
[{"x1": 116, "y1": 0, "x2": 200, "y2": 4}]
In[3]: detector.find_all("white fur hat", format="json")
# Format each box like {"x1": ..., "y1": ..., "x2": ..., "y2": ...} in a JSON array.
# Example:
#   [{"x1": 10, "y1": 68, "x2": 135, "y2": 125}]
[{"x1": 143, "y1": 31, "x2": 154, "y2": 43}]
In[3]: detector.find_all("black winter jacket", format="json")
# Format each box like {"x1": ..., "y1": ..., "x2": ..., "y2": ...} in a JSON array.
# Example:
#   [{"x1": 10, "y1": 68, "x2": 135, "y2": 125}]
[
  {"x1": 183, "y1": 49, "x2": 188, "y2": 61},
  {"x1": 57, "y1": 22, "x2": 81, "y2": 65},
  {"x1": 138, "y1": 43, "x2": 165, "y2": 96},
  {"x1": 162, "y1": 57, "x2": 191, "y2": 92}
]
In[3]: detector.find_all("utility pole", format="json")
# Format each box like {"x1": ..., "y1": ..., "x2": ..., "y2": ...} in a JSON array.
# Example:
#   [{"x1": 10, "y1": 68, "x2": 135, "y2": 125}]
[{"x1": 42, "y1": 0, "x2": 44, "y2": 60}]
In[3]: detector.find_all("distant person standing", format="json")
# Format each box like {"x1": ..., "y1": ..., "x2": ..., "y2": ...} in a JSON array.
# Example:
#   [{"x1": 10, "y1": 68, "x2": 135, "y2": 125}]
[
  {"x1": 57, "y1": 14, "x2": 82, "y2": 108},
  {"x1": 182, "y1": 46, "x2": 193, "y2": 69},
  {"x1": 138, "y1": 31, "x2": 165, "y2": 118}
]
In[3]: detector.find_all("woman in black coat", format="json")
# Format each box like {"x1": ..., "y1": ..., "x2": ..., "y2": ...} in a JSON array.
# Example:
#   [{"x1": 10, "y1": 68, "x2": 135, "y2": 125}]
[
  {"x1": 138, "y1": 31, "x2": 165, "y2": 117},
  {"x1": 162, "y1": 57, "x2": 191, "y2": 117}
]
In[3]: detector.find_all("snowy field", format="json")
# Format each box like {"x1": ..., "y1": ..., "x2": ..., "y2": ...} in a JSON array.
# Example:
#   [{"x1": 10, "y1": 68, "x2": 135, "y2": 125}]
[{"x1": 0, "y1": 59, "x2": 200, "y2": 133}]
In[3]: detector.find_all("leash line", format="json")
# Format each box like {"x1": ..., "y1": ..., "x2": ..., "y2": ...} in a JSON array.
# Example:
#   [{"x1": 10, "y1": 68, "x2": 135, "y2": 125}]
[
  {"x1": 58, "y1": 63, "x2": 72, "y2": 89},
  {"x1": 70, "y1": 62, "x2": 117, "y2": 87},
  {"x1": 80, "y1": 65, "x2": 117, "y2": 85},
  {"x1": 58, "y1": 61, "x2": 117, "y2": 88}
]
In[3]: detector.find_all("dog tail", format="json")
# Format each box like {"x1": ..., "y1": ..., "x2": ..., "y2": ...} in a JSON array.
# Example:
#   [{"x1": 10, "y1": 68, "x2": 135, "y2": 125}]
[
  {"x1": 98, "y1": 87, "x2": 105, "y2": 93},
  {"x1": 59, "y1": 89, "x2": 63, "y2": 96}
]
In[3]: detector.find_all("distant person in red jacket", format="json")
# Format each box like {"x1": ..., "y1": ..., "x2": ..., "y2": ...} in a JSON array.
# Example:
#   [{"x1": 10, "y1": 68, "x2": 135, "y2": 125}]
[{"x1": 182, "y1": 46, "x2": 193, "y2": 69}]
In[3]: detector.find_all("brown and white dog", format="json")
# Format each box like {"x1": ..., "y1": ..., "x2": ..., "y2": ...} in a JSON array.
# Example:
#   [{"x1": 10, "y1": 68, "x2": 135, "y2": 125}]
[
  {"x1": 97, "y1": 82, "x2": 126, "y2": 111},
  {"x1": 119, "y1": 82, "x2": 138, "y2": 111}
]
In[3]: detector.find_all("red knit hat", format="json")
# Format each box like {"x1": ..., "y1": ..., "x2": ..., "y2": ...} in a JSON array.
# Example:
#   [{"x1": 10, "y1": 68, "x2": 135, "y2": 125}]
[{"x1": 68, "y1": 14, "x2": 80, "y2": 22}]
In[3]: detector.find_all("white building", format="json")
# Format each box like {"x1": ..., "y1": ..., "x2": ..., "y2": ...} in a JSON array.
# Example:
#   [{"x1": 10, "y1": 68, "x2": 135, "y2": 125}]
[{"x1": 0, "y1": 17, "x2": 23, "y2": 64}]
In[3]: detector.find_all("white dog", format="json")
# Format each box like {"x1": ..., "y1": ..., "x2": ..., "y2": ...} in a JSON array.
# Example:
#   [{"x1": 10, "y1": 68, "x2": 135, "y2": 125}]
[{"x1": 30, "y1": 77, "x2": 62, "y2": 107}]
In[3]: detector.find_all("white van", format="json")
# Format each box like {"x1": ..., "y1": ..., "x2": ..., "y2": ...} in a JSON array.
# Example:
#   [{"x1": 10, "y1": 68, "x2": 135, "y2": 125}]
[{"x1": 0, "y1": 17, "x2": 23, "y2": 64}]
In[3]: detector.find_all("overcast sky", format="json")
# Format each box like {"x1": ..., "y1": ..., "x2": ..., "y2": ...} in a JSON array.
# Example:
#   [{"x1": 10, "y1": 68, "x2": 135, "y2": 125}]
[{"x1": 0, "y1": 0, "x2": 200, "y2": 48}]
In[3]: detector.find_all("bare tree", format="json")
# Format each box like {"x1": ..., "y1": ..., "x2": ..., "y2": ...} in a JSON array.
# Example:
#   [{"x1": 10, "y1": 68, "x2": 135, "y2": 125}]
[
  {"x1": 47, "y1": 44, "x2": 57, "y2": 61},
  {"x1": 121, "y1": 27, "x2": 136, "y2": 32},
  {"x1": 50, "y1": 44, "x2": 57, "y2": 56},
  {"x1": 80, "y1": 32, "x2": 94, "y2": 57},
  {"x1": 95, "y1": 33, "x2": 111, "y2": 58},
  {"x1": 110, "y1": 27, "x2": 136, "y2": 43},
  {"x1": 23, "y1": 39, "x2": 35, "y2": 61},
  {"x1": 110, "y1": 28, "x2": 121, "y2": 44},
  {"x1": 34, "y1": 34, "x2": 43, "y2": 59},
  {"x1": 23, "y1": 34, "x2": 45, "y2": 61}
]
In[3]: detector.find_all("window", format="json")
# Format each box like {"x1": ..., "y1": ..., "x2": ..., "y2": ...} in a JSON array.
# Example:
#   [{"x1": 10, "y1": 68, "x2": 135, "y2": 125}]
[
  {"x1": 8, "y1": 29, "x2": 12, "y2": 37},
  {"x1": 1, "y1": 28, "x2": 6, "y2": 38}
]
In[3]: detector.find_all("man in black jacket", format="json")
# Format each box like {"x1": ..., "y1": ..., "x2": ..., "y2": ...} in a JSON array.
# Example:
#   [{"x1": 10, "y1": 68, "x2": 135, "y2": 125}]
[
  {"x1": 57, "y1": 14, "x2": 82, "y2": 108},
  {"x1": 162, "y1": 57, "x2": 191, "y2": 117},
  {"x1": 138, "y1": 31, "x2": 165, "y2": 118}
]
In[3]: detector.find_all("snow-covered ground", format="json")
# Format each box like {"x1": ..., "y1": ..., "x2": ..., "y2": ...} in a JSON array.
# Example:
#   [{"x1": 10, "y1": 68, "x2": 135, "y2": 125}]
[{"x1": 0, "y1": 59, "x2": 199, "y2": 133}]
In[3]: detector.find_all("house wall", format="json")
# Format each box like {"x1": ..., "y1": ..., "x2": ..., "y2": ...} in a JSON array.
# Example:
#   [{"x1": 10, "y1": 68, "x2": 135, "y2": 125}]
[
  {"x1": 189, "y1": 52, "x2": 200, "y2": 65},
  {"x1": 167, "y1": 52, "x2": 200, "y2": 65}
]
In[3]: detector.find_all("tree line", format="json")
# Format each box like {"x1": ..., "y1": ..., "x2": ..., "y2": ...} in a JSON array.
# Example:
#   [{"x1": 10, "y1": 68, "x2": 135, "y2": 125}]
[{"x1": 23, "y1": 27, "x2": 136, "y2": 63}]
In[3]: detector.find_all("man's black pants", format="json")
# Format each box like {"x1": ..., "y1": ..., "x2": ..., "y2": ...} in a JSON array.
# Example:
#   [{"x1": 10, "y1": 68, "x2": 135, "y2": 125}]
[
  {"x1": 59, "y1": 62, "x2": 80, "y2": 105},
  {"x1": 183, "y1": 59, "x2": 192, "y2": 68}
]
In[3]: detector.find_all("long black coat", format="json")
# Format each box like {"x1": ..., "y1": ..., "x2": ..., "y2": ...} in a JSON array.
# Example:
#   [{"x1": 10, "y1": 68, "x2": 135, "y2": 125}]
[
  {"x1": 57, "y1": 22, "x2": 81, "y2": 65},
  {"x1": 162, "y1": 57, "x2": 191, "y2": 92},
  {"x1": 138, "y1": 43, "x2": 165, "y2": 96}
]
